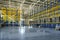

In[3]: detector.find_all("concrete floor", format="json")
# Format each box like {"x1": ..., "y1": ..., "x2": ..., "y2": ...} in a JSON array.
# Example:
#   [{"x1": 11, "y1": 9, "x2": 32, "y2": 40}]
[{"x1": 0, "y1": 26, "x2": 60, "y2": 40}]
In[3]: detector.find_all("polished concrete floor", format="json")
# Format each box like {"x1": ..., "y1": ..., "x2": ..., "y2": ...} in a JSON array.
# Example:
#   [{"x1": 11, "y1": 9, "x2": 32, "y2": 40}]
[{"x1": 0, "y1": 26, "x2": 60, "y2": 40}]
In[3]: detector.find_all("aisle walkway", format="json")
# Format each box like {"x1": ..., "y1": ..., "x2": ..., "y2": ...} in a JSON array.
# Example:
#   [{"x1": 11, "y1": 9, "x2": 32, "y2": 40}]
[{"x1": 0, "y1": 27, "x2": 60, "y2": 40}]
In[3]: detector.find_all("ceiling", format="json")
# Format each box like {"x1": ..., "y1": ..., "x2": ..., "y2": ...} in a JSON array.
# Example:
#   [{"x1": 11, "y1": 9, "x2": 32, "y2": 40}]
[{"x1": 0, "y1": 0, "x2": 47, "y2": 9}]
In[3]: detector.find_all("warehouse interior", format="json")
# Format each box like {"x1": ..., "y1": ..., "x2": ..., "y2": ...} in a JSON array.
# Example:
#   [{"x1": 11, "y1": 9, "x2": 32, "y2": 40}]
[{"x1": 0, "y1": 0, "x2": 60, "y2": 40}]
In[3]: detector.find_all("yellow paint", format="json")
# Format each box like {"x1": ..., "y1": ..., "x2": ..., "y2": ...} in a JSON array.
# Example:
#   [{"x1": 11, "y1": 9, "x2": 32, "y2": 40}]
[
  {"x1": 1, "y1": 7, "x2": 21, "y2": 22},
  {"x1": 29, "y1": 5, "x2": 60, "y2": 19}
]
